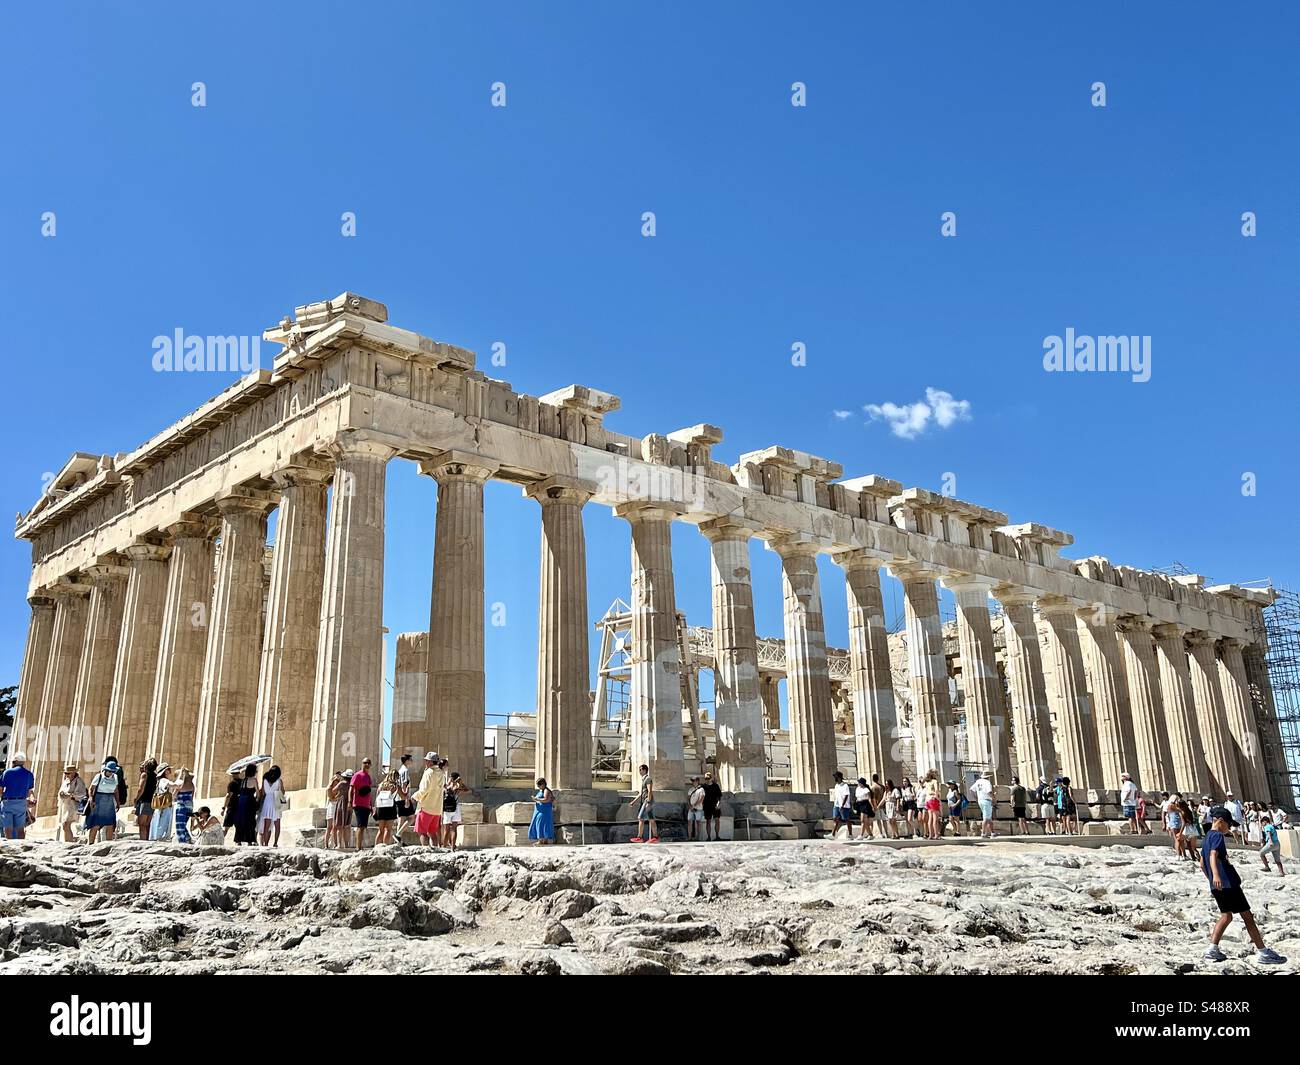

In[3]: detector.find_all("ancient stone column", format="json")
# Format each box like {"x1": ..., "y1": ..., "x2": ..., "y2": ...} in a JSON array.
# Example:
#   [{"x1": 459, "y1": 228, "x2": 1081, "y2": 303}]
[
  {"x1": 771, "y1": 539, "x2": 837, "y2": 795},
  {"x1": 33, "y1": 584, "x2": 91, "y2": 814},
  {"x1": 253, "y1": 465, "x2": 330, "y2": 788},
  {"x1": 194, "y1": 490, "x2": 273, "y2": 796},
  {"x1": 11, "y1": 596, "x2": 56, "y2": 767},
  {"x1": 1152, "y1": 623, "x2": 1210, "y2": 796},
  {"x1": 1037, "y1": 596, "x2": 1103, "y2": 790},
  {"x1": 759, "y1": 673, "x2": 781, "y2": 731},
  {"x1": 147, "y1": 518, "x2": 215, "y2": 771},
  {"x1": 947, "y1": 576, "x2": 1011, "y2": 779},
  {"x1": 309, "y1": 436, "x2": 394, "y2": 789},
  {"x1": 104, "y1": 542, "x2": 170, "y2": 760},
  {"x1": 997, "y1": 591, "x2": 1056, "y2": 785},
  {"x1": 618, "y1": 504, "x2": 686, "y2": 792},
  {"x1": 701, "y1": 519, "x2": 766, "y2": 792},
  {"x1": 1216, "y1": 639, "x2": 1269, "y2": 802},
  {"x1": 1115, "y1": 615, "x2": 1174, "y2": 793},
  {"x1": 1186, "y1": 631, "x2": 1236, "y2": 798},
  {"x1": 391, "y1": 632, "x2": 429, "y2": 759},
  {"x1": 837, "y1": 551, "x2": 902, "y2": 783},
  {"x1": 1076, "y1": 606, "x2": 1138, "y2": 790},
  {"x1": 894, "y1": 564, "x2": 957, "y2": 784},
  {"x1": 422, "y1": 454, "x2": 495, "y2": 790},
  {"x1": 67, "y1": 559, "x2": 130, "y2": 769},
  {"x1": 531, "y1": 477, "x2": 593, "y2": 789}
]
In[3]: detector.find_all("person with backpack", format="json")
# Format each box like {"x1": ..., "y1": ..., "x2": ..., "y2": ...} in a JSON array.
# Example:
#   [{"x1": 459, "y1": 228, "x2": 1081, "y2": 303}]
[
  {"x1": 350, "y1": 757, "x2": 374, "y2": 849},
  {"x1": 85, "y1": 759, "x2": 122, "y2": 843},
  {"x1": 148, "y1": 764, "x2": 177, "y2": 841},
  {"x1": 441, "y1": 767, "x2": 467, "y2": 850},
  {"x1": 1055, "y1": 776, "x2": 1076, "y2": 835}
]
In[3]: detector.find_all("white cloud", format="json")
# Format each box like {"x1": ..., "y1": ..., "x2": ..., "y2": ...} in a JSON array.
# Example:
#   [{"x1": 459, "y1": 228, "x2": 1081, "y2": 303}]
[
  {"x1": 832, "y1": 409, "x2": 853, "y2": 420},
  {"x1": 863, "y1": 387, "x2": 972, "y2": 440}
]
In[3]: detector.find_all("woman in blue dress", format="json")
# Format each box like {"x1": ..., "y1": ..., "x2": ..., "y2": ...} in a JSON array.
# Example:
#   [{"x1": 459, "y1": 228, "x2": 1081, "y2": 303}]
[{"x1": 528, "y1": 778, "x2": 554, "y2": 846}]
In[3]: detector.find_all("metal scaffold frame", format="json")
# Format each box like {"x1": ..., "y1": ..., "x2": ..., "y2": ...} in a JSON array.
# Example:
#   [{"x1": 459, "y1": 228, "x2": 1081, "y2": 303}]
[{"x1": 1258, "y1": 586, "x2": 1300, "y2": 807}]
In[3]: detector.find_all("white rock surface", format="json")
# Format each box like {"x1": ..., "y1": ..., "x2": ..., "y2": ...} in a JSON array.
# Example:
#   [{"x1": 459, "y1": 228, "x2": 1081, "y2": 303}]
[{"x1": 0, "y1": 838, "x2": 1295, "y2": 975}]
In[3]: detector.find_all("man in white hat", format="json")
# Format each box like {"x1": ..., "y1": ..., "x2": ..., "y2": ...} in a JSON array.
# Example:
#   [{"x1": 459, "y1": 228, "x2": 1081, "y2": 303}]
[
  {"x1": 1119, "y1": 772, "x2": 1139, "y2": 834},
  {"x1": 1, "y1": 753, "x2": 36, "y2": 839}
]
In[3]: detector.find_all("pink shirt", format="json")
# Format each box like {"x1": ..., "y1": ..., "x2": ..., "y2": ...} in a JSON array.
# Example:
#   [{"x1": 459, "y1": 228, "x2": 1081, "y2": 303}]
[{"x1": 350, "y1": 771, "x2": 373, "y2": 809}]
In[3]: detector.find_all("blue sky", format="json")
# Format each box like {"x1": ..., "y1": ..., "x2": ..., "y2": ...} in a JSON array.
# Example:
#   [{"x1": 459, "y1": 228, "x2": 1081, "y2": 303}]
[{"x1": 2, "y1": 2, "x2": 1297, "y2": 736}]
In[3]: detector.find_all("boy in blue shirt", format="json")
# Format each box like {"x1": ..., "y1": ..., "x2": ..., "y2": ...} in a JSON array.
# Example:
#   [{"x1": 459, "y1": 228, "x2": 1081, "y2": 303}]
[
  {"x1": 1259, "y1": 814, "x2": 1285, "y2": 876},
  {"x1": 1200, "y1": 805, "x2": 1286, "y2": 964}
]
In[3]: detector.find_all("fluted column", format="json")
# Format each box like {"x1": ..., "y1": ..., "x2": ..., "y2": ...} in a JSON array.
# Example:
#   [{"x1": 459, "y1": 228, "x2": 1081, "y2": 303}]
[
  {"x1": 893, "y1": 564, "x2": 957, "y2": 783},
  {"x1": 253, "y1": 464, "x2": 330, "y2": 787},
  {"x1": 32, "y1": 588, "x2": 83, "y2": 816},
  {"x1": 701, "y1": 520, "x2": 766, "y2": 792},
  {"x1": 194, "y1": 490, "x2": 273, "y2": 796},
  {"x1": 998, "y1": 591, "x2": 1056, "y2": 784},
  {"x1": 1077, "y1": 606, "x2": 1137, "y2": 789},
  {"x1": 11, "y1": 596, "x2": 56, "y2": 770},
  {"x1": 1216, "y1": 639, "x2": 1268, "y2": 801},
  {"x1": 530, "y1": 477, "x2": 593, "y2": 789},
  {"x1": 1187, "y1": 630, "x2": 1236, "y2": 798},
  {"x1": 618, "y1": 503, "x2": 686, "y2": 792},
  {"x1": 1152, "y1": 623, "x2": 1210, "y2": 796},
  {"x1": 771, "y1": 539, "x2": 837, "y2": 794},
  {"x1": 1038, "y1": 596, "x2": 1103, "y2": 790},
  {"x1": 147, "y1": 518, "x2": 216, "y2": 770},
  {"x1": 67, "y1": 559, "x2": 130, "y2": 768},
  {"x1": 759, "y1": 674, "x2": 781, "y2": 731},
  {"x1": 837, "y1": 551, "x2": 902, "y2": 783},
  {"x1": 1115, "y1": 616, "x2": 1174, "y2": 792},
  {"x1": 947, "y1": 576, "x2": 1011, "y2": 779},
  {"x1": 104, "y1": 542, "x2": 170, "y2": 759},
  {"x1": 391, "y1": 633, "x2": 429, "y2": 760},
  {"x1": 421, "y1": 454, "x2": 495, "y2": 789},
  {"x1": 1242, "y1": 642, "x2": 1291, "y2": 806},
  {"x1": 308, "y1": 435, "x2": 394, "y2": 789}
]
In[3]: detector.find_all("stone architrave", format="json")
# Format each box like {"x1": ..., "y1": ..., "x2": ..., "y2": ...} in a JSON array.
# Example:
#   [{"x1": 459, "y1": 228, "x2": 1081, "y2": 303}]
[
  {"x1": 194, "y1": 490, "x2": 274, "y2": 796},
  {"x1": 701, "y1": 519, "x2": 766, "y2": 792},
  {"x1": 617, "y1": 503, "x2": 686, "y2": 793},
  {"x1": 1115, "y1": 615, "x2": 1175, "y2": 793},
  {"x1": 530, "y1": 477, "x2": 594, "y2": 790},
  {"x1": 946, "y1": 575, "x2": 1011, "y2": 779},
  {"x1": 1151, "y1": 623, "x2": 1211, "y2": 796},
  {"x1": 421, "y1": 453, "x2": 497, "y2": 790},
  {"x1": 67, "y1": 559, "x2": 130, "y2": 770},
  {"x1": 253, "y1": 464, "x2": 330, "y2": 786},
  {"x1": 1217, "y1": 638, "x2": 1269, "y2": 802},
  {"x1": 1076, "y1": 605, "x2": 1138, "y2": 790},
  {"x1": 772, "y1": 539, "x2": 837, "y2": 795},
  {"x1": 32, "y1": 585, "x2": 88, "y2": 815},
  {"x1": 1037, "y1": 596, "x2": 1103, "y2": 791},
  {"x1": 308, "y1": 436, "x2": 394, "y2": 789},
  {"x1": 997, "y1": 590, "x2": 1057, "y2": 785},
  {"x1": 1186, "y1": 630, "x2": 1237, "y2": 798},
  {"x1": 893, "y1": 564, "x2": 957, "y2": 784},
  {"x1": 104, "y1": 542, "x2": 170, "y2": 760},
  {"x1": 836, "y1": 551, "x2": 902, "y2": 784},
  {"x1": 147, "y1": 518, "x2": 216, "y2": 771}
]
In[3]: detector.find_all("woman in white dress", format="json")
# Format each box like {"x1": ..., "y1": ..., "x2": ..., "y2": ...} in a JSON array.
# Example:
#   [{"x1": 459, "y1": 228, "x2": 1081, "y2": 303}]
[
  {"x1": 259, "y1": 765, "x2": 284, "y2": 847},
  {"x1": 148, "y1": 765, "x2": 177, "y2": 841}
]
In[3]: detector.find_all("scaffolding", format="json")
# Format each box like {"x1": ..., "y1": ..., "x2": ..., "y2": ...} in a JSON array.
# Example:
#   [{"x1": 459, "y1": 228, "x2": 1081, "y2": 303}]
[{"x1": 1258, "y1": 586, "x2": 1300, "y2": 807}]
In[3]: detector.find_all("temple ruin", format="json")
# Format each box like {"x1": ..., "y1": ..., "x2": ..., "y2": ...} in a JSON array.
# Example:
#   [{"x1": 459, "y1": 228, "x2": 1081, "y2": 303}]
[{"x1": 11, "y1": 293, "x2": 1295, "y2": 842}]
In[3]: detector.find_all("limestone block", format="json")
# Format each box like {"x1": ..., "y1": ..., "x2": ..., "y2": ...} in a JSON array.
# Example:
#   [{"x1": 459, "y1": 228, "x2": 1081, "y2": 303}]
[
  {"x1": 554, "y1": 801, "x2": 598, "y2": 824},
  {"x1": 558, "y1": 824, "x2": 602, "y2": 845},
  {"x1": 1279, "y1": 829, "x2": 1300, "y2": 859},
  {"x1": 459, "y1": 823, "x2": 504, "y2": 848},
  {"x1": 754, "y1": 824, "x2": 800, "y2": 841},
  {"x1": 1082, "y1": 822, "x2": 1110, "y2": 835},
  {"x1": 494, "y1": 802, "x2": 537, "y2": 824},
  {"x1": 460, "y1": 802, "x2": 484, "y2": 825}
]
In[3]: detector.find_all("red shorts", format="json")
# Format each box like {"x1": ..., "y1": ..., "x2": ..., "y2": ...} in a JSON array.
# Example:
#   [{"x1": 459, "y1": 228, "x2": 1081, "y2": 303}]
[
  {"x1": 415, "y1": 811, "x2": 442, "y2": 836},
  {"x1": 925, "y1": 798, "x2": 941, "y2": 812}
]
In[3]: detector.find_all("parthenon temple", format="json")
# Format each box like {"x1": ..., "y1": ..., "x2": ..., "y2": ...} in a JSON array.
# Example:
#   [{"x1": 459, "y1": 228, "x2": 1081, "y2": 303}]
[{"x1": 11, "y1": 293, "x2": 1295, "y2": 839}]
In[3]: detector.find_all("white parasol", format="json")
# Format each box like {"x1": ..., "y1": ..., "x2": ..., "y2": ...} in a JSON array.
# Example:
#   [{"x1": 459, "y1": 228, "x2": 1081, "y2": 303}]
[{"x1": 227, "y1": 754, "x2": 272, "y2": 774}]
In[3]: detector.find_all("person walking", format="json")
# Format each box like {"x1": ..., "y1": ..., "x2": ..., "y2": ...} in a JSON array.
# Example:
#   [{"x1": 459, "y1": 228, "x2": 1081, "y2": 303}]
[
  {"x1": 900, "y1": 777, "x2": 917, "y2": 838},
  {"x1": 395, "y1": 753, "x2": 416, "y2": 840},
  {"x1": 259, "y1": 765, "x2": 285, "y2": 847},
  {"x1": 945, "y1": 780, "x2": 964, "y2": 837},
  {"x1": 173, "y1": 767, "x2": 195, "y2": 843},
  {"x1": 972, "y1": 771, "x2": 996, "y2": 839},
  {"x1": 350, "y1": 758, "x2": 374, "y2": 850},
  {"x1": 854, "y1": 776, "x2": 874, "y2": 840},
  {"x1": 84, "y1": 760, "x2": 122, "y2": 843},
  {"x1": 1, "y1": 753, "x2": 36, "y2": 840},
  {"x1": 1259, "y1": 814, "x2": 1285, "y2": 875},
  {"x1": 529, "y1": 778, "x2": 555, "y2": 845},
  {"x1": 1200, "y1": 805, "x2": 1286, "y2": 965},
  {"x1": 869, "y1": 774, "x2": 887, "y2": 833},
  {"x1": 628, "y1": 764, "x2": 658, "y2": 843},
  {"x1": 1136, "y1": 790, "x2": 1152, "y2": 835},
  {"x1": 148, "y1": 764, "x2": 177, "y2": 841},
  {"x1": 1119, "y1": 772, "x2": 1139, "y2": 835},
  {"x1": 830, "y1": 771, "x2": 855, "y2": 840},
  {"x1": 701, "y1": 771, "x2": 723, "y2": 841},
  {"x1": 372, "y1": 767, "x2": 400, "y2": 845},
  {"x1": 233, "y1": 764, "x2": 260, "y2": 846},
  {"x1": 441, "y1": 769, "x2": 467, "y2": 850},
  {"x1": 923, "y1": 772, "x2": 942, "y2": 840},
  {"x1": 686, "y1": 776, "x2": 705, "y2": 840},
  {"x1": 1010, "y1": 776, "x2": 1029, "y2": 836},
  {"x1": 1037, "y1": 778, "x2": 1057, "y2": 835},
  {"x1": 130, "y1": 759, "x2": 158, "y2": 840},
  {"x1": 884, "y1": 779, "x2": 901, "y2": 839},
  {"x1": 57, "y1": 764, "x2": 88, "y2": 842},
  {"x1": 413, "y1": 753, "x2": 443, "y2": 847}
]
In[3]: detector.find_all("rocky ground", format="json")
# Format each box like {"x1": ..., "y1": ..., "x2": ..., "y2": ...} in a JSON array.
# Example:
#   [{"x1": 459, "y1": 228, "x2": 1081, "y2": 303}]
[{"x1": 0, "y1": 836, "x2": 1295, "y2": 975}]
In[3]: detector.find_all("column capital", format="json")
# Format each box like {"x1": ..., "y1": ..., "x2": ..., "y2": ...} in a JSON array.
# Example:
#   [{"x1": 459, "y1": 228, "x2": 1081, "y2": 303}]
[
  {"x1": 767, "y1": 536, "x2": 822, "y2": 560},
  {"x1": 214, "y1": 487, "x2": 277, "y2": 516},
  {"x1": 48, "y1": 578, "x2": 91, "y2": 600},
  {"x1": 1115, "y1": 614, "x2": 1155, "y2": 635},
  {"x1": 699, "y1": 517, "x2": 759, "y2": 544},
  {"x1": 270, "y1": 462, "x2": 333, "y2": 490},
  {"x1": 1036, "y1": 594, "x2": 1085, "y2": 616},
  {"x1": 123, "y1": 540, "x2": 171, "y2": 564},
  {"x1": 993, "y1": 584, "x2": 1038, "y2": 608},
  {"x1": 613, "y1": 499, "x2": 679, "y2": 523},
  {"x1": 84, "y1": 555, "x2": 130, "y2": 583},
  {"x1": 417, "y1": 450, "x2": 498, "y2": 485},
  {"x1": 27, "y1": 594, "x2": 56, "y2": 610},
  {"x1": 324, "y1": 431, "x2": 398, "y2": 462},
  {"x1": 1076, "y1": 603, "x2": 1123, "y2": 627},
  {"x1": 831, "y1": 547, "x2": 890, "y2": 572},
  {"x1": 889, "y1": 560, "x2": 944, "y2": 584},
  {"x1": 1218, "y1": 635, "x2": 1244, "y2": 651},
  {"x1": 165, "y1": 511, "x2": 217, "y2": 541},
  {"x1": 942, "y1": 572, "x2": 1000, "y2": 596},
  {"x1": 1184, "y1": 629, "x2": 1217, "y2": 648},
  {"x1": 1151, "y1": 621, "x2": 1188, "y2": 641},
  {"x1": 526, "y1": 475, "x2": 593, "y2": 507}
]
